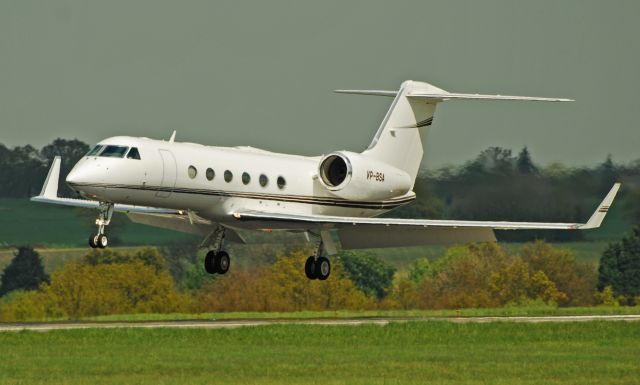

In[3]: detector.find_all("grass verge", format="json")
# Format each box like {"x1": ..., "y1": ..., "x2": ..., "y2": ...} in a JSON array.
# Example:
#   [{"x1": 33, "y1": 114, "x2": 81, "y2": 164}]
[
  {"x1": 83, "y1": 306, "x2": 640, "y2": 322},
  {"x1": 0, "y1": 322, "x2": 638, "y2": 385}
]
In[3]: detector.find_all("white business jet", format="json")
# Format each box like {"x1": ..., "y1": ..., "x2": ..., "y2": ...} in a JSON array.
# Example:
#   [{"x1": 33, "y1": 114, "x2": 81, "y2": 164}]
[{"x1": 32, "y1": 80, "x2": 620, "y2": 280}]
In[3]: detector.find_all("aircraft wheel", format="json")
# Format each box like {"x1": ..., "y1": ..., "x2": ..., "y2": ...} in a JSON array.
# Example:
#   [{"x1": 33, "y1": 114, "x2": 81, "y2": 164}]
[
  {"x1": 305, "y1": 256, "x2": 317, "y2": 280},
  {"x1": 97, "y1": 234, "x2": 108, "y2": 249},
  {"x1": 215, "y1": 251, "x2": 230, "y2": 274},
  {"x1": 89, "y1": 235, "x2": 98, "y2": 249},
  {"x1": 315, "y1": 256, "x2": 330, "y2": 280},
  {"x1": 204, "y1": 250, "x2": 217, "y2": 274}
]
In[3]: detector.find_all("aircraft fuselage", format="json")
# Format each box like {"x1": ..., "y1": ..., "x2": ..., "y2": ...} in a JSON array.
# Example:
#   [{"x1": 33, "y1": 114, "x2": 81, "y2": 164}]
[{"x1": 66, "y1": 136, "x2": 415, "y2": 225}]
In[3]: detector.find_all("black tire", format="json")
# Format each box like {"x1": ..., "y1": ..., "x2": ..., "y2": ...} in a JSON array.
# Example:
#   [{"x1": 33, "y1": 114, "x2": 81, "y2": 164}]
[
  {"x1": 305, "y1": 256, "x2": 317, "y2": 280},
  {"x1": 215, "y1": 251, "x2": 230, "y2": 274},
  {"x1": 88, "y1": 235, "x2": 98, "y2": 249},
  {"x1": 315, "y1": 256, "x2": 331, "y2": 280},
  {"x1": 97, "y1": 234, "x2": 108, "y2": 249},
  {"x1": 204, "y1": 250, "x2": 217, "y2": 274}
]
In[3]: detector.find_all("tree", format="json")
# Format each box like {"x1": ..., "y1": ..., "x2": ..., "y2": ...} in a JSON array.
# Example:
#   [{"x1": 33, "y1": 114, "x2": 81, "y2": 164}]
[
  {"x1": 40, "y1": 138, "x2": 90, "y2": 197},
  {"x1": 338, "y1": 251, "x2": 396, "y2": 299},
  {"x1": 516, "y1": 147, "x2": 537, "y2": 174},
  {"x1": 521, "y1": 241, "x2": 596, "y2": 306},
  {"x1": 598, "y1": 227, "x2": 640, "y2": 304},
  {"x1": 0, "y1": 247, "x2": 49, "y2": 296}
]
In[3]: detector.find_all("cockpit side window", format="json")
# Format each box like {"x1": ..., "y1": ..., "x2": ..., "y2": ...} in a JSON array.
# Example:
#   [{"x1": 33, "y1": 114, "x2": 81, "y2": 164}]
[
  {"x1": 99, "y1": 145, "x2": 129, "y2": 158},
  {"x1": 86, "y1": 145, "x2": 103, "y2": 156},
  {"x1": 126, "y1": 147, "x2": 141, "y2": 160}
]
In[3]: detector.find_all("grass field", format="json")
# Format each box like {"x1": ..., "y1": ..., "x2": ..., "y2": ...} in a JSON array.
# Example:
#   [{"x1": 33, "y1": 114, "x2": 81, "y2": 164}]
[
  {"x1": 0, "y1": 198, "x2": 196, "y2": 247},
  {"x1": 0, "y1": 321, "x2": 638, "y2": 384},
  {"x1": 85, "y1": 306, "x2": 640, "y2": 322}
]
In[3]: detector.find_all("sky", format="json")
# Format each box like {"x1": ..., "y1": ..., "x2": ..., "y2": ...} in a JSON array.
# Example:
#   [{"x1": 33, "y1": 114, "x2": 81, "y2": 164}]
[{"x1": 1, "y1": 0, "x2": 638, "y2": 169}]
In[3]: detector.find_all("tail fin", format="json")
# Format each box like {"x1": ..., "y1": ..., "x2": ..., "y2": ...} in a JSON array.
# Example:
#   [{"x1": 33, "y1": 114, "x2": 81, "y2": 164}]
[{"x1": 336, "y1": 80, "x2": 572, "y2": 187}]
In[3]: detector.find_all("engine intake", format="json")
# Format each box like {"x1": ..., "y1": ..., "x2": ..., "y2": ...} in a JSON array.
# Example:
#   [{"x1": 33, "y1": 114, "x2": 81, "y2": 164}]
[
  {"x1": 317, "y1": 151, "x2": 412, "y2": 201},
  {"x1": 319, "y1": 154, "x2": 351, "y2": 189}
]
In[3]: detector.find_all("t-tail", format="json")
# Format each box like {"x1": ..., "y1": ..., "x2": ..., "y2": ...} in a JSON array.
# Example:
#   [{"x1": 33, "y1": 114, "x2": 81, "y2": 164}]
[{"x1": 335, "y1": 80, "x2": 573, "y2": 187}]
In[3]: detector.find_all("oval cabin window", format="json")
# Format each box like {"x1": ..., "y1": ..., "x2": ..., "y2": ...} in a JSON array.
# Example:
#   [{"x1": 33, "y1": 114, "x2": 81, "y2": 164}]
[
  {"x1": 188, "y1": 166, "x2": 197, "y2": 179},
  {"x1": 206, "y1": 168, "x2": 215, "y2": 181},
  {"x1": 259, "y1": 174, "x2": 268, "y2": 187}
]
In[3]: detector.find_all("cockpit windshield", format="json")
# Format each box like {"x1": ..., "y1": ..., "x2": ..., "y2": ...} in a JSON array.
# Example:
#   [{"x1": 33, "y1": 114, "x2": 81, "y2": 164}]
[
  {"x1": 126, "y1": 147, "x2": 141, "y2": 160},
  {"x1": 86, "y1": 145, "x2": 103, "y2": 156},
  {"x1": 99, "y1": 145, "x2": 129, "y2": 158}
]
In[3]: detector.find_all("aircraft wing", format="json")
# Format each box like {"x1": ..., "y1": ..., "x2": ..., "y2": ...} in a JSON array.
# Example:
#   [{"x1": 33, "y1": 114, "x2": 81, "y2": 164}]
[{"x1": 232, "y1": 183, "x2": 620, "y2": 249}]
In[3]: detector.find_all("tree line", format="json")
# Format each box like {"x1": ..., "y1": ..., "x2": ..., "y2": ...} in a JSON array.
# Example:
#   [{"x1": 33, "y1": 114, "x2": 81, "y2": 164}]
[{"x1": 2, "y1": 234, "x2": 638, "y2": 321}]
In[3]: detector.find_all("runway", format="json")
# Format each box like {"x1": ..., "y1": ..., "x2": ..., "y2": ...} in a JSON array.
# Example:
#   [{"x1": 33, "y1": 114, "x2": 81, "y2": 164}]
[{"x1": 1, "y1": 314, "x2": 639, "y2": 332}]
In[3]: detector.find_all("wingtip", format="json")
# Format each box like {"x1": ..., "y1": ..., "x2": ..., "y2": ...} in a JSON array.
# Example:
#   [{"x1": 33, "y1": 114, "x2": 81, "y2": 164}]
[{"x1": 580, "y1": 183, "x2": 622, "y2": 229}]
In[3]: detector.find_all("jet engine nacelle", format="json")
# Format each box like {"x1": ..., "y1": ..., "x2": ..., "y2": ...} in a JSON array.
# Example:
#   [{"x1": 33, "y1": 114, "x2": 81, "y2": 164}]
[{"x1": 317, "y1": 151, "x2": 412, "y2": 201}]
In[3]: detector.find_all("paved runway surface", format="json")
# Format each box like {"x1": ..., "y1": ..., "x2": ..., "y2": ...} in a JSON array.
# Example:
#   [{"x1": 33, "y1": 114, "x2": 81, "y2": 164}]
[{"x1": 1, "y1": 314, "x2": 639, "y2": 332}]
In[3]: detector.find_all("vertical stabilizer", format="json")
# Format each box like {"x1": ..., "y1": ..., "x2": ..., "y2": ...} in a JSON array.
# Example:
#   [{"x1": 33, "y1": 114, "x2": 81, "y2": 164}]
[
  {"x1": 335, "y1": 80, "x2": 571, "y2": 189},
  {"x1": 361, "y1": 80, "x2": 444, "y2": 186}
]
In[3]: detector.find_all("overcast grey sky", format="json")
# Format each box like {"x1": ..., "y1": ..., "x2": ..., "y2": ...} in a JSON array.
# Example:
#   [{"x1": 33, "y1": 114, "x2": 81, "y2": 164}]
[{"x1": 1, "y1": 0, "x2": 638, "y2": 168}]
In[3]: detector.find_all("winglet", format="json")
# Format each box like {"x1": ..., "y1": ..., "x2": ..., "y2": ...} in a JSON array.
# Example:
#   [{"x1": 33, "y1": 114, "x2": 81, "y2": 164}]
[
  {"x1": 38, "y1": 156, "x2": 61, "y2": 198},
  {"x1": 579, "y1": 183, "x2": 621, "y2": 229},
  {"x1": 169, "y1": 130, "x2": 177, "y2": 142}
]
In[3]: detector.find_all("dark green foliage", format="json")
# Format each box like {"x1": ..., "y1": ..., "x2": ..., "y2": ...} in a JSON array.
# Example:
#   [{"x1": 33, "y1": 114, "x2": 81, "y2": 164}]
[
  {"x1": 339, "y1": 251, "x2": 395, "y2": 299},
  {"x1": 0, "y1": 138, "x2": 89, "y2": 198},
  {"x1": 40, "y1": 138, "x2": 90, "y2": 197},
  {"x1": 598, "y1": 227, "x2": 640, "y2": 304},
  {"x1": 0, "y1": 246, "x2": 48, "y2": 296},
  {"x1": 516, "y1": 146, "x2": 537, "y2": 174},
  {"x1": 81, "y1": 247, "x2": 168, "y2": 273}
]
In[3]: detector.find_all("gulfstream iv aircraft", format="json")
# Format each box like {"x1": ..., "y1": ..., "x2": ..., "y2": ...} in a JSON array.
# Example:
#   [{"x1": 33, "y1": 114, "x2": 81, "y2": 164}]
[{"x1": 33, "y1": 80, "x2": 620, "y2": 280}]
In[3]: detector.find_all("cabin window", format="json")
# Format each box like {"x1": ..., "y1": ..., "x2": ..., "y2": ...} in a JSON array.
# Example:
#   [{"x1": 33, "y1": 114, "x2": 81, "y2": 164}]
[
  {"x1": 259, "y1": 174, "x2": 268, "y2": 187},
  {"x1": 86, "y1": 145, "x2": 103, "y2": 156},
  {"x1": 188, "y1": 166, "x2": 197, "y2": 179},
  {"x1": 206, "y1": 168, "x2": 215, "y2": 181},
  {"x1": 277, "y1": 176, "x2": 286, "y2": 190},
  {"x1": 224, "y1": 170, "x2": 233, "y2": 182},
  {"x1": 242, "y1": 172, "x2": 251, "y2": 185},
  {"x1": 126, "y1": 147, "x2": 141, "y2": 160},
  {"x1": 99, "y1": 145, "x2": 129, "y2": 158}
]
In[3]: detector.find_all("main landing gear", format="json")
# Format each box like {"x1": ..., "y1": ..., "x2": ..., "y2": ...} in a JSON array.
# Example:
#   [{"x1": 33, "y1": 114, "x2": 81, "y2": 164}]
[
  {"x1": 304, "y1": 231, "x2": 335, "y2": 280},
  {"x1": 89, "y1": 203, "x2": 114, "y2": 249},
  {"x1": 203, "y1": 227, "x2": 231, "y2": 275}
]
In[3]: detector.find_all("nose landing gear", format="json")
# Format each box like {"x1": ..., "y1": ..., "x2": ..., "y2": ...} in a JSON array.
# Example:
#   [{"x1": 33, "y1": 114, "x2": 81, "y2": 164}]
[{"x1": 88, "y1": 203, "x2": 114, "y2": 249}]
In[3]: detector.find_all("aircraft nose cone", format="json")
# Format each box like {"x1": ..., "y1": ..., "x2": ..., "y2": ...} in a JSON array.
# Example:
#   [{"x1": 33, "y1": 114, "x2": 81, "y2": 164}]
[{"x1": 66, "y1": 165, "x2": 91, "y2": 186}]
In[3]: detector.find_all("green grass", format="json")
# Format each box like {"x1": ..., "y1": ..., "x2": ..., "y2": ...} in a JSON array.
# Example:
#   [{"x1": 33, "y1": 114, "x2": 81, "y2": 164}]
[
  {"x1": 0, "y1": 322, "x2": 637, "y2": 384},
  {"x1": 0, "y1": 198, "x2": 196, "y2": 247},
  {"x1": 83, "y1": 306, "x2": 640, "y2": 322}
]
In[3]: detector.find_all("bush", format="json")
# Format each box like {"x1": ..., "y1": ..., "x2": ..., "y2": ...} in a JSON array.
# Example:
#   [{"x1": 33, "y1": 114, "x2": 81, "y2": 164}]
[
  {"x1": 0, "y1": 248, "x2": 194, "y2": 321},
  {"x1": 197, "y1": 251, "x2": 374, "y2": 312}
]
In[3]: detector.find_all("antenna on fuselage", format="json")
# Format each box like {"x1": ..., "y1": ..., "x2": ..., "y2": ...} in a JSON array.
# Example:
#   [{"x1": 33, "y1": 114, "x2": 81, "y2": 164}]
[{"x1": 169, "y1": 130, "x2": 176, "y2": 142}]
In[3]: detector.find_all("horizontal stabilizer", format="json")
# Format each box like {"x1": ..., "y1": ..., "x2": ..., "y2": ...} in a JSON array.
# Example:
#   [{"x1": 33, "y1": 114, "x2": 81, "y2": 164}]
[
  {"x1": 408, "y1": 92, "x2": 573, "y2": 102},
  {"x1": 335, "y1": 82, "x2": 573, "y2": 102},
  {"x1": 334, "y1": 89, "x2": 398, "y2": 97}
]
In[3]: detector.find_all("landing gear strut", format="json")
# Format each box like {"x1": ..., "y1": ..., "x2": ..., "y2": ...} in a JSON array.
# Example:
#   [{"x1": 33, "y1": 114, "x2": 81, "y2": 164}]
[
  {"x1": 89, "y1": 203, "x2": 113, "y2": 249},
  {"x1": 305, "y1": 231, "x2": 334, "y2": 280},
  {"x1": 203, "y1": 227, "x2": 230, "y2": 275}
]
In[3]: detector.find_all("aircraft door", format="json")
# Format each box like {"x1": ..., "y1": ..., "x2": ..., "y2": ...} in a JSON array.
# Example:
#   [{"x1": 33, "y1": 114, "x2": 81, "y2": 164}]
[{"x1": 156, "y1": 149, "x2": 177, "y2": 198}]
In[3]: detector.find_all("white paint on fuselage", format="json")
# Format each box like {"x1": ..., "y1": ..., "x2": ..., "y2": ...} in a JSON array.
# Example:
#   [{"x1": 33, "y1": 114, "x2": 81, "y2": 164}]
[{"x1": 67, "y1": 136, "x2": 413, "y2": 225}]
